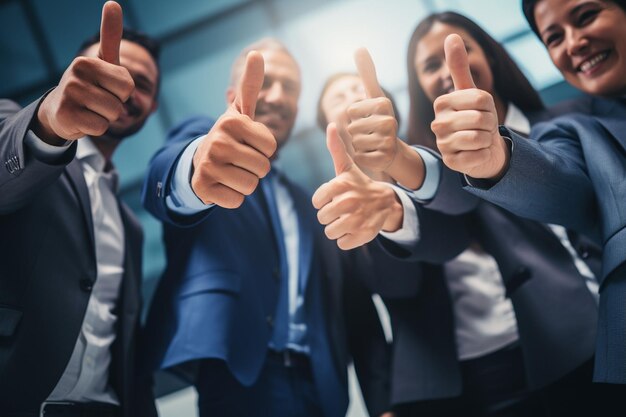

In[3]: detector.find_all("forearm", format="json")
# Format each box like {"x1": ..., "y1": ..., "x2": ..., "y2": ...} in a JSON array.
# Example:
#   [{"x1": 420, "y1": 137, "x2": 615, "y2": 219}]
[{"x1": 384, "y1": 139, "x2": 425, "y2": 190}]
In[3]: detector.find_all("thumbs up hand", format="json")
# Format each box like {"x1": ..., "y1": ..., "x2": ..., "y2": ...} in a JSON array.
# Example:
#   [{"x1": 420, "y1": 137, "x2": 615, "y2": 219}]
[
  {"x1": 432, "y1": 34, "x2": 509, "y2": 180},
  {"x1": 191, "y1": 51, "x2": 276, "y2": 209},
  {"x1": 346, "y1": 48, "x2": 426, "y2": 190},
  {"x1": 33, "y1": 1, "x2": 135, "y2": 144},
  {"x1": 346, "y1": 48, "x2": 399, "y2": 174},
  {"x1": 312, "y1": 123, "x2": 403, "y2": 250}
]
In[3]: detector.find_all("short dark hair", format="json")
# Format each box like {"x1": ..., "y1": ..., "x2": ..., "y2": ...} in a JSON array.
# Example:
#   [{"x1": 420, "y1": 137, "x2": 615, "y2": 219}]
[
  {"x1": 406, "y1": 11, "x2": 544, "y2": 149},
  {"x1": 316, "y1": 72, "x2": 401, "y2": 131},
  {"x1": 523, "y1": 0, "x2": 626, "y2": 38},
  {"x1": 77, "y1": 27, "x2": 161, "y2": 95}
]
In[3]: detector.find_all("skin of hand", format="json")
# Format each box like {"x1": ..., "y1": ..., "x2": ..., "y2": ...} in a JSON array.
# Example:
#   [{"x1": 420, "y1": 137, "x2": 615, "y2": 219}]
[
  {"x1": 431, "y1": 34, "x2": 510, "y2": 180},
  {"x1": 33, "y1": 1, "x2": 135, "y2": 145},
  {"x1": 347, "y1": 48, "x2": 426, "y2": 190},
  {"x1": 312, "y1": 123, "x2": 403, "y2": 251},
  {"x1": 191, "y1": 51, "x2": 277, "y2": 209}
]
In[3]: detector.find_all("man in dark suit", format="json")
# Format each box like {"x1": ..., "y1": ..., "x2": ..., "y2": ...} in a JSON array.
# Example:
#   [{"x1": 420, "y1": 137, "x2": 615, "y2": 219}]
[
  {"x1": 433, "y1": 1, "x2": 626, "y2": 385},
  {"x1": 141, "y1": 39, "x2": 392, "y2": 417},
  {"x1": 0, "y1": 2, "x2": 159, "y2": 415}
]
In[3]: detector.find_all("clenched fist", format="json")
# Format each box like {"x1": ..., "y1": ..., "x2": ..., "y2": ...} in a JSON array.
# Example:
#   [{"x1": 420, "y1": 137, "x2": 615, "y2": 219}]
[
  {"x1": 432, "y1": 34, "x2": 509, "y2": 180},
  {"x1": 191, "y1": 51, "x2": 276, "y2": 209},
  {"x1": 34, "y1": 1, "x2": 135, "y2": 144},
  {"x1": 312, "y1": 123, "x2": 403, "y2": 250}
]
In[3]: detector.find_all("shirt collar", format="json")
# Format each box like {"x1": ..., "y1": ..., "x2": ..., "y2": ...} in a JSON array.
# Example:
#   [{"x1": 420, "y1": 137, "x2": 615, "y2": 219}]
[
  {"x1": 76, "y1": 137, "x2": 119, "y2": 192},
  {"x1": 503, "y1": 103, "x2": 530, "y2": 136}
]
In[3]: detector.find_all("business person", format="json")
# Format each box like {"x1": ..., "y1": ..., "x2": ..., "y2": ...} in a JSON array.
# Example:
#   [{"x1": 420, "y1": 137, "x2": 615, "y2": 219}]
[
  {"x1": 0, "y1": 2, "x2": 159, "y2": 416},
  {"x1": 313, "y1": 13, "x2": 607, "y2": 416},
  {"x1": 433, "y1": 0, "x2": 626, "y2": 386},
  {"x1": 141, "y1": 38, "x2": 393, "y2": 417}
]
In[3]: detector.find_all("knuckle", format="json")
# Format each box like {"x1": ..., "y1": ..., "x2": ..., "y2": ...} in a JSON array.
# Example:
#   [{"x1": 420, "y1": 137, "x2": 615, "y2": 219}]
[
  {"x1": 242, "y1": 176, "x2": 259, "y2": 196},
  {"x1": 433, "y1": 96, "x2": 447, "y2": 114}
]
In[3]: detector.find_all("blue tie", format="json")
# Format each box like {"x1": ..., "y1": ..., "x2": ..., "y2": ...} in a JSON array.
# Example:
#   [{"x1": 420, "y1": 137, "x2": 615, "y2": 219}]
[{"x1": 261, "y1": 171, "x2": 290, "y2": 350}]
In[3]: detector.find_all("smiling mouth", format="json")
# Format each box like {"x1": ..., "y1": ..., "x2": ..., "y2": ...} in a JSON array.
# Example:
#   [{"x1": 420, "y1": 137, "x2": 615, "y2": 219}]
[{"x1": 578, "y1": 51, "x2": 610, "y2": 73}]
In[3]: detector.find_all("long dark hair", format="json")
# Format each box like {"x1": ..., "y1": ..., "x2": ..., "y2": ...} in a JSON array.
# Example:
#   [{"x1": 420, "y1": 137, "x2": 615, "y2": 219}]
[{"x1": 406, "y1": 12, "x2": 544, "y2": 149}]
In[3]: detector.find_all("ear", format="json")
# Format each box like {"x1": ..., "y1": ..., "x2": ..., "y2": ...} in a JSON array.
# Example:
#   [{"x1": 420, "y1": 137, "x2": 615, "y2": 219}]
[{"x1": 150, "y1": 100, "x2": 159, "y2": 113}]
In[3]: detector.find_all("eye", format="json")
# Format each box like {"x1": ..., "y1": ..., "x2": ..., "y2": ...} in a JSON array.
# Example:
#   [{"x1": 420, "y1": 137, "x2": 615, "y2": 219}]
[
  {"x1": 422, "y1": 60, "x2": 441, "y2": 74},
  {"x1": 544, "y1": 32, "x2": 563, "y2": 47},
  {"x1": 577, "y1": 8, "x2": 599, "y2": 26}
]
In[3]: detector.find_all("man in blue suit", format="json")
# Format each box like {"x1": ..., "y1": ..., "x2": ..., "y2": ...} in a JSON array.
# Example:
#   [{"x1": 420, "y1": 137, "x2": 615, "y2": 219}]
[
  {"x1": 141, "y1": 39, "x2": 394, "y2": 417},
  {"x1": 431, "y1": 0, "x2": 626, "y2": 386}
]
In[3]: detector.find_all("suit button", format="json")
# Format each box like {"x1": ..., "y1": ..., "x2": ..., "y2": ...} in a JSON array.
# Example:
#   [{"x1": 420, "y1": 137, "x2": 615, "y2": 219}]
[
  {"x1": 266, "y1": 315, "x2": 274, "y2": 327},
  {"x1": 80, "y1": 279, "x2": 94, "y2": 292}
]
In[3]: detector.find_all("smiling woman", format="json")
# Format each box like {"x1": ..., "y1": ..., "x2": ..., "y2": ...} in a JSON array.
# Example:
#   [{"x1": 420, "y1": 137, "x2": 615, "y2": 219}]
[{"x1": 523, "y1": 0, "x2": 626, "y2": 96}]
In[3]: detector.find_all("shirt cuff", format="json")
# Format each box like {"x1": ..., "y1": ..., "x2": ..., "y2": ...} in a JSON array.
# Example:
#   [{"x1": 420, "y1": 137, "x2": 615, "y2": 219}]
[
  {"x1": 23, "y1": 130, "x2": 72, "y2": 164},
  {"x1": 379, "y1": 184, "x2": 420, "y2": 248},
  {"x1": 399, "y1": 147, "x2": 441, "y2": 201},
  {"x1": 166, "y1": 135, "x2": 215, "y2": 215}
]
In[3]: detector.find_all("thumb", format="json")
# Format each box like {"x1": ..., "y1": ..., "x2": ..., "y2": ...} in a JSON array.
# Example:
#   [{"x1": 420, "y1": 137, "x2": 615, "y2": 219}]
[
  {"x1": 354, "y1": 47, "x2": 385, "y2": 98},
  {"x1": 98, "y1": 1, "x2": 123, "y2": 65},
  {"x1": 444, "y1": 34, "x2": 476, "y2": 90},
  {"x1": 327, "y1": 123, "x2": 354, "y2": 176},
  {"x1": 234, "y1": 51, "x2": 265, "y2": 118}
]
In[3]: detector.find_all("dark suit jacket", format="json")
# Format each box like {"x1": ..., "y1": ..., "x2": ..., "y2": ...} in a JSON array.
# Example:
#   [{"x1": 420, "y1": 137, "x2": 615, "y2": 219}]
[
  {"x1": 0, "y1": 98, "x2": 153, "y2": 416},
  {"x1": 465, "y1": 97, "x2": 626, "y2": 383},
  {"x1": 366, "y1": 105, "x2": 600, "y2": 406},
  {"x1": 141, "y1": 116, "x2": 390, "y2": 417}
]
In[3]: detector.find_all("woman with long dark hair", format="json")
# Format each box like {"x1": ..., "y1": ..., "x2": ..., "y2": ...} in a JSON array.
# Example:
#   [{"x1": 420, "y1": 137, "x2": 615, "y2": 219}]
[{"x1": 327, "y1": 11, "x2": 609, "y2": 416}]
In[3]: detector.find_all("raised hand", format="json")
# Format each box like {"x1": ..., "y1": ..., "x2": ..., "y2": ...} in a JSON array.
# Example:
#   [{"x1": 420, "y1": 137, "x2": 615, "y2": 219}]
[
  {"x1": 347, "y1": 48, "x2": 425, "y2": 190},
  {"x1": 347, "y1": 48, "x2": 399, "y2": 173},
  {"x1": 312, "y1": 123, "x2": 403, "y2": 250},
  {"x1": 34, "y1": 1, "x2": 135, "y2": 143},
  {"x1": 431, "y1": 34, "x2": 509, "y2": 180},
  {"x1": 191, "y1": 51, "x2": 276, "y2": 209}
]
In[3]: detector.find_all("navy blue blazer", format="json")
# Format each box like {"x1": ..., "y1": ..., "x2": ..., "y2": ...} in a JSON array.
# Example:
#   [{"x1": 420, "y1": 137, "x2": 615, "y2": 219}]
[
  {"x1": 466, "y1": 98, "x2": 626, "y2": 383},
  {"x1": 141, "y1": 116, "x2": 390, "y2": 417}
]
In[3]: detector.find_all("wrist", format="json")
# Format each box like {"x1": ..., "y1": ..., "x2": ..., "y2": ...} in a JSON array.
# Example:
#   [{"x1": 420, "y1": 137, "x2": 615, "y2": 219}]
[
  {"x1": 490, "y1": 134, "x2": 511, "y2": 180},
  {"x1": 385, "y1": 140, "x2": 425, "y2": 190},
  {"x1": 31, "y1": 98, "x2": 66, "y2": 146},
  {"x1": 381, "y1": 186, "x2": 403, "y2": 232}
]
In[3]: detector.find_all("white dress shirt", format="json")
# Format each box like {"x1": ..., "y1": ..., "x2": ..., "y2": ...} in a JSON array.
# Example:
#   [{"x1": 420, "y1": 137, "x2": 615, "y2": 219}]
[{"x1": 24, "y1": 134, "x2": 124, "y2": 404}]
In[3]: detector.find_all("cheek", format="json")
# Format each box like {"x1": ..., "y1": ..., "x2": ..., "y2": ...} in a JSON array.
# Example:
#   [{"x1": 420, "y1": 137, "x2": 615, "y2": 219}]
[{"x1": 418, "y1": 75, "x2": 438, "y2": 102}]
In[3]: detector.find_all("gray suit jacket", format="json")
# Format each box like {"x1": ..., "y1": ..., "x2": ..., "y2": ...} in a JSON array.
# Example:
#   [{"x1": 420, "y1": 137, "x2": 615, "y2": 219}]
[{"x1": 0, "y1": 98, "x2": 153, "y2": 415}]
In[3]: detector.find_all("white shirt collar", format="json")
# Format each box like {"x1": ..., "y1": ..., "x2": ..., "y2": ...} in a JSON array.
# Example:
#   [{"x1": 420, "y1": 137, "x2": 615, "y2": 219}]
[{"x1": 503, "y1": 103, "x2": 531, "y2": 136}]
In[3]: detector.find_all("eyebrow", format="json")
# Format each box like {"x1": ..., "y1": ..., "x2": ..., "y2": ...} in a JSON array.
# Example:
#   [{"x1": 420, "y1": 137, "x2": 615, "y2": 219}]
[{"x1": 540, "y1": 1, "x2": 598, "y2": 37}]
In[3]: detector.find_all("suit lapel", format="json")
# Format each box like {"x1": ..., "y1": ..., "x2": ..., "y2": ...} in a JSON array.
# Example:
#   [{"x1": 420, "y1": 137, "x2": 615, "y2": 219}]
[{"x1": 65, "y1": 158, "x2": 95, "y2": 256}]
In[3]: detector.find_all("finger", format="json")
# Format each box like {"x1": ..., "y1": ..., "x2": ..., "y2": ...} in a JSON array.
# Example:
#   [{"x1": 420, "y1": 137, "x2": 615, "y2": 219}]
[
  {"x1": 337, "y1": 234, "x2": 365, "y2": 250},
  {"x1": 99, "y1": 1, "x2": 123, "y2": 65},
  {"x1": 354, "y1": 48, "x2": 385, "y2": 98},
  {"x1": 317, "y1": 193, "x2": 359, "y2": 225},
  {"x1": 222, "y1": 116, "x2": 277, "y2": 158},
  {"x1": 73, "y1": 108, "x2": 111, "y2": 137},
  {"x1": 81, "y1": 83, "x2": 124, "y2": 122},
  {"x1": 91, "y1": 61, "x2": 135, "y2": 102},
  {"x1": 327, "y1": 123, "x2": 354, "y2": 176},
  {"x1": 324, "y1": 216, "x2": 352, "y2": 241},
  {"x1": 228, "y1": 142, "x2": 272, "y2": 179},
  {"x1": 212, "y1": 164, "x2": 261, "y2": 197},
  {"x1": 431, "y1": 109, "x2": 496, "y2": 137},
  {"x1": 195, "y1": 183, "x2": 245, "y2": 209},
  {"x1": 313, "y1": 181, "x2": 339, "y2": 210},
  {"x1": 234, "y1": 51, "x2": 265, "y2": 118},
  {"x1": 347, "y1": 97, "x2": 393, "y2": 121},
  {"x1": 444, "y1": 34, "x2": 476, "y2": 90},
  {"x1": 437, "y1": 130, "x2": 493, "y2": 152},
  {"x1": 433, "y1": 89, "x2": 495, "y2": 113}
]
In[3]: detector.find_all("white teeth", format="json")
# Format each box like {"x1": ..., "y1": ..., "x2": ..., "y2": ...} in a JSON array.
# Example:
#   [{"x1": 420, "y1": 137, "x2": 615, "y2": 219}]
[{"x1": 579, "y1": 52, "x2": 609, "y2": 72}]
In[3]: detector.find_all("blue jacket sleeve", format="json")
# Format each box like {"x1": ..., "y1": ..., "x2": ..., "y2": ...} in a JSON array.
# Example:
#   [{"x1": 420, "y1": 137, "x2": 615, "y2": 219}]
[
  {"x1": 466, "y1": 121, "x2": 600, "y2": 240},
  {"x1": 141, "y1": 115, "x2": 217, "y2": 227}
]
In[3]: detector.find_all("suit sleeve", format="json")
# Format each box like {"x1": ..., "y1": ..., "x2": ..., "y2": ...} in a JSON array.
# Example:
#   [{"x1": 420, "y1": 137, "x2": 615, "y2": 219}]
[
  {"x1": 466, "y1": 121, "x2": 599, "y2": 238},
  {"x1": 413, "y1": 146, "x2": 480, "y2": 215},
  {"x1": 375, "y1": 199, "x2": 471, "y2": 264},
  {"x1": 0, "y1": 98, "x2": 76, "y2": 214},
  {"x1": 343, "y1": 250, "x2": 392, "y2": 417},
  {"x1": 141, "y1": 116, "x2": 217, "y2": 227}
]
